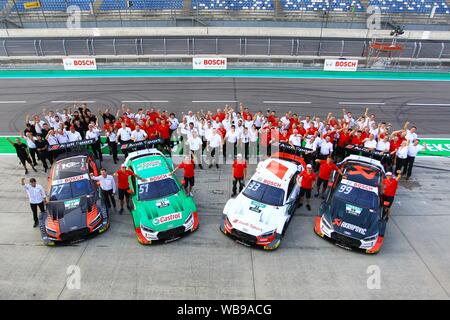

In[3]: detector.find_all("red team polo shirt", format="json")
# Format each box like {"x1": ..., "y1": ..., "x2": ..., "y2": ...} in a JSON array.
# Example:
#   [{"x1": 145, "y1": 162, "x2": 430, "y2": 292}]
[
  {"x1": 383, "y1": 178, "x2": 398, "y2": 197},
  {"x1": 300, "y1": 171, "x2": 317, "y2": 190},
  {"x1": 116, "y1": 169, "x2": 134, "y2": 190},
  {"x1": 178, "y1": 162, "x2": 195, "y2": 178},
  {"x1": 318, "y1": 160, "x2": 338, "y2": 181},
  {"x1": 232, "y1": 160, "x2": 247, "y2": 179}
]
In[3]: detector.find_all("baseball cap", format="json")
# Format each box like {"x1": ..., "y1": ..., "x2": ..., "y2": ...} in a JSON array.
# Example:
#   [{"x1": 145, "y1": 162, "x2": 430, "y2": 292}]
[
  {"x1": 306, "y1": 164, "x2": 312, "y2": 169},
  {"x1": 237, "y1": 153, "x2": 243, "y2": 158},
  {"x1": 386, "y1": 172, "x2": 392, "y2": 176},
  {"x1": 121, "y1": 164, "x2": 127, "y2": 168}
]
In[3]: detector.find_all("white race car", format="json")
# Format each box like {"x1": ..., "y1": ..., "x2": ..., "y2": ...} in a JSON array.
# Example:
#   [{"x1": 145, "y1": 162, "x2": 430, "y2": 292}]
[{"x1": 220, "y1": 149, "x2": 306, "y2": 250}]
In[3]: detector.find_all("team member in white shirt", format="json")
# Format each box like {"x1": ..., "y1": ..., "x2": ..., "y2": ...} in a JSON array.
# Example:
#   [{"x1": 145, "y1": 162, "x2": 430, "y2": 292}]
[
  {"x1": 67, "y1": 126, "x2": 82, "y2": 142},
  {"x1": 86, "y1": 124, "x2": 103, "y2": 161},
  {"x1": 289, "y1": 129, "x2": 302, "y2": 147},
  {"x1": 376, "y1": 136, "x2": 390, "y2": 153},
  {"x1": 186, "y1": 131, "x2": 204, "y2": 169},
  {"x1": 395, "y1": 140, "x2": 409, "y2": 174},
  {"x1": 225, "y1": 125, "x2": 239, "y2": 160},
  {"x1": 90, "y1": 169, "x2": 116, "y2": 212},
  {"x1": 239, "y1": 126, "x2": 250, "y2": 160},
  {"x1": 21, "y1": 177, "x2": 47, "y2": 228},
  {"x1": 131, "y1": 125, "x2": 147, "y2": 142},
  {"x1": 363, "y1": 134, "x2": 377, "y2": 151},
  {"x1": 404, "y1": 140, "x2": 427, "y2": 180},
  {"x1": 207, "y1": 129, "x2": 223, "y2": 168},
  {"x1": 22, "y1": 132, "x2": 38, "y2": 166},
  {"x1": 117, "y1": 122, "x2": 132, "y2": 157}
]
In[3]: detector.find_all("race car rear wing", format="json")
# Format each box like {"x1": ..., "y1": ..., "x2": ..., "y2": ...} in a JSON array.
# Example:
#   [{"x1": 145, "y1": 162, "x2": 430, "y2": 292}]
[
  {"x1": 120, "y1": 138, "x2": 162, "y2": 152},
  {"x1": 344, "y1": 144, "x2": 390, "y2": 162},
  {"x1": 278, "y1": 142, "x2": 313, "y2": 157},
  {"x1": 49, "y1": 139, "x2": 95, "y2": 152}
]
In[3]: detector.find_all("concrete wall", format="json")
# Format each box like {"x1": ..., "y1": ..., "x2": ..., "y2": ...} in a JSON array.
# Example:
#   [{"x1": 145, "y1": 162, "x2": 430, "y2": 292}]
[{"x1": 1, "y1": 27, "x2": 449, "y2": 41}]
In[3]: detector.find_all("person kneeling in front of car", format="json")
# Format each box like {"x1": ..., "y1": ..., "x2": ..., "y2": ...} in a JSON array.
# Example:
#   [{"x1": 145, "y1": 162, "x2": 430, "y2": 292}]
[
  {"x1": 296, "y1": 164, "x2": 317, "y2": 211},
  {"x1": 382, "y1": 170, "x2": 401, "y2": 219}
]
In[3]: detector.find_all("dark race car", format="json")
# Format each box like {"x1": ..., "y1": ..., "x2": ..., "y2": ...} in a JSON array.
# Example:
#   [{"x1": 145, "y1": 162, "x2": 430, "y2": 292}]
[
  {"x1": 39, "y1": 151, "x2": 109, "y2": 245},
  {"x1": 314, "y1": 155, "x2": 387, "y2": 254}
]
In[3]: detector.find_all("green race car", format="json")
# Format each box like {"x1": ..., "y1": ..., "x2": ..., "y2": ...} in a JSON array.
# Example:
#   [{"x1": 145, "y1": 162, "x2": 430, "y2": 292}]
[{"x1": 124, "y1": 148, "x2": 199, "y2": 244}]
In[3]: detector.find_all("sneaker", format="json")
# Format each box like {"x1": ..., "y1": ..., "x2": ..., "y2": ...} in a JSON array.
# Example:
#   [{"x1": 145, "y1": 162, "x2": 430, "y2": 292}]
[
  {"x1": 314, "y1": 193, "x2": 319, "y2": 198},
  {"x1": 231, "y1": 193, "x2": 237, "y2": 198},
  {"x1": 189, "y1": 192, "x2": 193, "y2": 197},
  {"x1": 32, "y1": 166, "x2": 37, "y2": 172},
  {"x1": 33, "y1": 222, "x2": 38, "y2": 228},
  {"x1": 25, "y1": 169, "x2": 29, "y2": 175},
  {"x1": 208, "y1": 164, "x2": 213, "y2": 169},
  {"x1": 306, "y1": 204, "x2": 311, "y2": 211},
  {"x1": 199, "y1": 164, "x2": 203, "y2": 169},
  {"x1": 216, "y1": 164, "x2": 219, "y2": 169},
  {"x1": 44, "y1": 168, "x2": 48, "y2": 173},
  {"x1": 119, "y1": 208, "x2": 124, "y2": 215},
  {"x1": 406, "y1": 176, "x2": 410, "y2": 180}
]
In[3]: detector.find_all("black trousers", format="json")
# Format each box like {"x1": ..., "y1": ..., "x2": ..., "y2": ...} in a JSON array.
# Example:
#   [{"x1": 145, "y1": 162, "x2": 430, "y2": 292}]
[
  {"x1": 395, "y1": 157, "x2": 407, "y2": 174},
  {"x1": 30, "y1": 202, "x2": 45, "y2": 224},
  {"x1": 91, "y1": 139, "x2": 103, "y2": 161},
  {"x1": 232, "y1": 178, "x2": 245, "y2": 194},
  {"x1": 108, "y1": 141, "x2": 118, "y2": 162},
  {"x1": 37, "y1": 151, "x2": 52, "y2": 170},
  {"x1": 404, "y1": 156, "x2": 416, "y2": 177},
  {"x1": 29, "y1": 148, "x2": 38, "y2": 165},
  {"x1": 102, "y1": 189, "x2": 116, "y2": 209}
]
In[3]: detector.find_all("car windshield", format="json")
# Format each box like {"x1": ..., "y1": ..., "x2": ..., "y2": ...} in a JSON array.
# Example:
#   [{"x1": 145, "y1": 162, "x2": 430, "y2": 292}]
[
  {"x1": 138, "y1": 178, "x2": 179, "y2": 201},
  {"x1": 50, "y1": 179, "x2": 93, "y2": 201},
  {"x1": 243, "y1": 180, "x2": 285, "y2": 207},
  {"x1": 334, "y1": 182, "x2": 379, "y2": 209}
]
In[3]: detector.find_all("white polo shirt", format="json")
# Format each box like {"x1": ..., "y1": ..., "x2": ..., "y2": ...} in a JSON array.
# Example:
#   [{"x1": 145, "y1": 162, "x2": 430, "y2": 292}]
[
  {"x1": 319, "y1": 140, "x2": 333, "y2": 155},
  {"x1": 131, "y1": 130, "x2": 147, "y2": 142},
  {"x1": 117, "y1": 127, "x2": 132, "y2": 141},
  {"x1": 209, "y1": 134, "x2": 222, "y2": 148},
  {"x1": 289, "y1": 135, "x2": 302, "y2": 147},
  {"x1": 407, "y1": 144, "x2": 425, "y2": 157},
  {"x1": 24, "y1": 184, "x2": 46, "y2": 204},
  {"x1": 67, "y1": 131, "x2": 82, "y2": 142},
  {"x1": 364, "y1": 139, "x2": 377, "y2": 149}
]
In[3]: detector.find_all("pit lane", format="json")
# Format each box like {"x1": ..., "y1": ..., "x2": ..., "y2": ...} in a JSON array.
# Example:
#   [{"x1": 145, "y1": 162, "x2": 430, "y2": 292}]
[{"x1": 1, "y1": 155, "x2": 449, "y2": 299}]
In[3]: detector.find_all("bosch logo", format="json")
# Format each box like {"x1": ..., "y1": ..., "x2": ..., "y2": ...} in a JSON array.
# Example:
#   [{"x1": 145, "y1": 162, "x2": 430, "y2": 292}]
[
  {"x1": 203, "y1": 59, "x2": 226, "y2": 66},
  {"x1": 335, "y1": 61, "x2": 357, "y2": 68}
]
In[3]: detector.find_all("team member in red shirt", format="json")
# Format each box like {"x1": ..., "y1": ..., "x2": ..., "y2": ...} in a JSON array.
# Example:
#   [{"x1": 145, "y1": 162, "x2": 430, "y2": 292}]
[
  {"x1": 170, "y1": 156, "x2": 195, "y2": 196},
  {"x1": 231, "y1": 154, "x2": 247, "y2": 197},
  {"x1": 382, "y1": 170, "x2": 401, "y2": 218},
  {"x1": 113, "y1": 164, "x2": 142, "y2": 214},
  {"x1": 314, "y1": 156, "x2": 343, "y2": 199},
  {"x1": 158, "y1": 119, "x2": 171, "y2": 149},
  {"x1": 296, "y1": 164, "x2": 317, "y2": 211}
]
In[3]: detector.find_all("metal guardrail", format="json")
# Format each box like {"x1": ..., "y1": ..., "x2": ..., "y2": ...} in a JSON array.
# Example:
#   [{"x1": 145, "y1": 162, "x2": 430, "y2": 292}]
[{"x1": 0, "y1": 37, "x2": 449, "y2": 61}]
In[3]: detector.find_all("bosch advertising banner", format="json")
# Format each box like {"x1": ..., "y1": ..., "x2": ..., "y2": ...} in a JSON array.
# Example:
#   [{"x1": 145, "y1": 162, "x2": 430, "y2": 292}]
[
  {"x1": 63, "y1": 57, "x2": 97, "y2": 70},
  {"x1": 193, "y1": 57, "x2": 227, "y2": 70},
  {"x1": 324, "y1": 59, "x2": 359, "y2": 72}
]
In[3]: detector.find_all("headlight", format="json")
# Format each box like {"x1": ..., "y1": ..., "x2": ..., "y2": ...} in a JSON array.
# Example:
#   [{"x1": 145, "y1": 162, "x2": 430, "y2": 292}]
[
  {"x1": 259, "y1": 230, "x2": 276, "y2": 237},
  {"x1": 46, "y1": 226, "x2": 57, "y2": 235},
  {"x1": 89, "y1": 213, "x2": 102, "y2": 226},
  {"x1": 364, "y1": 234, "x2": 379, "y2": 242},
  {"x1": 322, "y1": 216, "x2": 332, "y2": 229},
  {"x1": 185, "y1": 213, "x2": 193, "y2": 223},
  {"x1": 141, "y1": 225, "x2": 156, "y2": 233}
]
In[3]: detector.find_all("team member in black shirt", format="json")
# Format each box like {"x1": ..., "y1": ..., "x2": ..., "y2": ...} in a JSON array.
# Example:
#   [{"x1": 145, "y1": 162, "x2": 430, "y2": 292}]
[{"x1": 6, "y1": 137, "x2": 37, "y2": 174}]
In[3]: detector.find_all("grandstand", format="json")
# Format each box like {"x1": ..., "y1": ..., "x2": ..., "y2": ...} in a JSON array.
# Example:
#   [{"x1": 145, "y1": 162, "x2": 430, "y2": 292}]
[{"x1": 0, "y1": 0, "x2": 447, "y2": 14}]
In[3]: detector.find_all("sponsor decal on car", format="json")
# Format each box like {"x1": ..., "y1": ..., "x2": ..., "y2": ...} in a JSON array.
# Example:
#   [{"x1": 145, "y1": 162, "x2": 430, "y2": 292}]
[
  {"x1": 256, "y1": 176, "x2": 283, "y2": 188},
  {"x1": 340, "y1": 221, "x2": 367, "y2": 235},
  {"x1": 346, "y1": 204, "x2": 363, "y2": 216},
  {"x1": 139, "y1": 174, "x2": 170, "y2": 184},
  {"x1": 64, "y1": 198, "x2": 80, "y2": 210},
  {"x1": 136, "y1": 160, "x2": 162, "y2": 171},
  {"x1": 341, "y1": 179, "x2": 378, "y2": 194},
  {"x1": 156, "y1": 199, "x2": 170, "y2": 208},
  {"x1": 153, "y1": 212, "x2": 182, "y2": 225},
  {"x1": 232, "y1": 218, "x2": 263, "y2": 232},
  {"x1": 52, "y1": 174, "x2": 89, "y2": 186},
  {"x1": 249, "y1": 200, "x2": 266, "y2": 213}
]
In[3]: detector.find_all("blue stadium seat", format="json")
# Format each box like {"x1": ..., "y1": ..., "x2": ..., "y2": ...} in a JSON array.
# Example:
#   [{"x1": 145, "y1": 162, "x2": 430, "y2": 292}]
[
  {"x1": 100, "y1": 0, "x2": 184, "y2": 10},
  {"x1": 192, "y1": 0, "x2": 274, "y2": 10},
  {"x1": 369, "y1": 0, "x2": 449, "y2": 14},
  {"x1": 13, "y1": 0, "x2": 93, "y2": 12},
  {"x1": 281, "y1": 0, "x2": 364, "y2": 12}
]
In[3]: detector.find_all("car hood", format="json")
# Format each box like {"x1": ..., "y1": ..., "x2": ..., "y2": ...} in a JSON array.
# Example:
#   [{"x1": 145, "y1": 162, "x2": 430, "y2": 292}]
[
  {"x1": 46, "y1": 195, "x2": 97, "y2": 233},
  {"x1": 325, "y1": 199, "x2": 380, "y2": 239},
  {"x1": 224, "y1": 195, "x2": 283, "y2": 236},
  {"x1": 135, "y1": 192, "x2": 194, "y2": 231}
]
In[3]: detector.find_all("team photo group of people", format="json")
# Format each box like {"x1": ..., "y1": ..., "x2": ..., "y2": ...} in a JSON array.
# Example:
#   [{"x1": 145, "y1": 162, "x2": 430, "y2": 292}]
[{"x1": 12, "y1": 102, "x2": 425, "y2": 226}]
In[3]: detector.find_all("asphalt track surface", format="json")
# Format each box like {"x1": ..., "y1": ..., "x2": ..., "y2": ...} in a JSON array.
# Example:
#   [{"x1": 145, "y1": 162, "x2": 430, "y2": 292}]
[
  {"x1": 1, "y1": 155, "x2": 450, "y2": 299},
  {"x1": 1, "y1": 77, "x2": 450, "y2": 135},
  {"x1": 1, "y1": 76, "x2": 450, "y2": 300}
]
